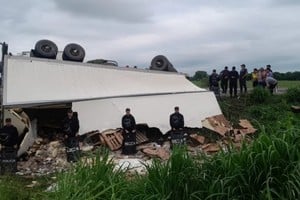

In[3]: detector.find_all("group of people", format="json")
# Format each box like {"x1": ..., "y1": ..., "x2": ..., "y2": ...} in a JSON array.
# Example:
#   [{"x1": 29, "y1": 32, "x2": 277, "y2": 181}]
[
  {"x1": 63, "y1": 107, "x2": 185, "y2": 156},
  {"x1": 251, "y1": 65, "x2": 278, "y2": 94},
  {"x1": 121, "y1": 107, "x2": 184, "y2": 155},
  {"x1": 209, "y1": 64, "x2": 278, "y2": 97},
  {"x1": 0, "y1": 107, "x2": 185, "y2": 164}
]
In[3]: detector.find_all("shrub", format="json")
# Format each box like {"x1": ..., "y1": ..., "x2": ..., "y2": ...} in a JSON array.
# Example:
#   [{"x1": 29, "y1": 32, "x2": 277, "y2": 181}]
[
  {"x1": 249, "y1": 87, "x2": 271, "y2": 103},
  {"x1": 285, "y1": 86, "x2": 300, "y2": 103}
]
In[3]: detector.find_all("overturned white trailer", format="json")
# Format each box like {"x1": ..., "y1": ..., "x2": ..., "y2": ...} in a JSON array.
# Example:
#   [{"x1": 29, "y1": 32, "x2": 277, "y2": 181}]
[{"x1": 2, "y1": 55, "x2": 221, "y2": 155}]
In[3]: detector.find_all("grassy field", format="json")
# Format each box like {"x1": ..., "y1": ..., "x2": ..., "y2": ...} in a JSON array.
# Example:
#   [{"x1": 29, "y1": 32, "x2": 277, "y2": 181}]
[
  {"x1": 192, "y1": 79, "x2": 300, "y2": 89},
  {"x1": 1, "y1": 87, "x2": 300, "y2": 199}
]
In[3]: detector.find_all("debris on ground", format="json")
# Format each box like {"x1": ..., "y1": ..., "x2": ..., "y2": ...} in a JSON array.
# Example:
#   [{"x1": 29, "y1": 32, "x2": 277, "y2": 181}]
[
  {"x1": 202, "y1": 114, "x2": 232, "y2": 137},
  {"x1": 291, "y1": 105, "x2": 300, "y2": 113},
  {"x1": 7, "y1": 114, "x2": 257, "y2": 177}
]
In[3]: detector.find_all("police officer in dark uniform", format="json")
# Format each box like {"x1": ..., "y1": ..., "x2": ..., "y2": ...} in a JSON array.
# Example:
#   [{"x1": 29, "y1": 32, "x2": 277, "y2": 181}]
[
  {"x1": 170, "y1": 106, "x2": 184, "y2": 130},
  {"x1": 169, "y1": 106, "x2": 186, "y2": 147},
  {"x1": 229, "y1": 66, "x2": 239, "y2": 98},
  {"x1": 62, "y1": 109, "x2": 80, "y2": 139},
  {"x1": 239, "y1": 64, "x2": 248, "y2": 94},
  {"x1": 62, "y1": 109, "x2": 80, "y2": 162},
  {"x1": 220, "y1": 66, "x2": 229, "y2": 94},
  {"x1": 0, "y1": 118, "x2": 19, "y2": 149},
  {"x1": 0, "y1": 118, "x2": 19, "y2": 173},
  {"x1": 121, "y1": 108, "x2": 136, "y2": 155}
]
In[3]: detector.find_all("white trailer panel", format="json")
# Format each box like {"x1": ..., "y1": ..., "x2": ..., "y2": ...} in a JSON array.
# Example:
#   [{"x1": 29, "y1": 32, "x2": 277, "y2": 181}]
[
  {"x1": 3, "y1": 56, "x2": 204, "y2": 106},
  {"x1": 73, "y1": 92, "x2": 222, "y2": 134}
]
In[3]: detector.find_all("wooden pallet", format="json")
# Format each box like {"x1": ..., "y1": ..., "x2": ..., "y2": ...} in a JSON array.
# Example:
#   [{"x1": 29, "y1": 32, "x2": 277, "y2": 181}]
[{"x1": 100, "y1": 129, "x2": 123, "y2": 151}]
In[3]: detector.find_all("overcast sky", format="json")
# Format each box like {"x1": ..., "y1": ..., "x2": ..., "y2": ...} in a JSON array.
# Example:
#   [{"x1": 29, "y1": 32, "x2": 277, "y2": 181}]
[{"x1": 1, "y1": 0, "x2": 300, "y2": 75}]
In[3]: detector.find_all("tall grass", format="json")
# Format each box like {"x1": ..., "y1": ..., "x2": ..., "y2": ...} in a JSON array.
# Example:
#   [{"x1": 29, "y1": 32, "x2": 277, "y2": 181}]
[
  {"x1": 47, "y1": 125, "x2": 300, "y2": 200},
  {"x1": 47, "y1": 148, "x2": 127, "y2": 200}
]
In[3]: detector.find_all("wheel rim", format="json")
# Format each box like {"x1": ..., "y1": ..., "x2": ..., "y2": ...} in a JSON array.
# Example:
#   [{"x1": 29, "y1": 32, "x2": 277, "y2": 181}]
[
  {"x1": 155, "y1": 59, "x2": 164, "y2": 68},
  {"x1": 70, "y1": 48, "x2": 80, "y2": 56},
  {"x1": 41, "y1": 45, "x2": 52, "y2": 52}
]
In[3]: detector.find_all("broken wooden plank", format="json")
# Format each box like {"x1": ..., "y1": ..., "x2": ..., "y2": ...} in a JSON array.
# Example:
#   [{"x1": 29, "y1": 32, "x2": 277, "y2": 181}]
[
  {"x1": 142, "y1": 147, "x2": 170, "y2": 160},
  {"x1": 201, "y1": 143, "x2": 221, "y2": 153},
  {"x1": 189, "y1": 134, "x2": 205, "y2": 145},
  {"x1": 238, "y1": 120, "x2": 257, "y2": 134},
  {"x1": 202, "y1": 114, "x2": 231, "y2": 137},
  {"x1": 136, "y1": 131, "x2": 149, "y2": 145}
]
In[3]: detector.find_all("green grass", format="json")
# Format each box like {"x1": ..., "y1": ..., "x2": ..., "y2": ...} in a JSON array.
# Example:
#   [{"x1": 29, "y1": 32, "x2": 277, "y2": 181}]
[{"x1": 0, "y1": 175, "x2": 50, "y2": 200}]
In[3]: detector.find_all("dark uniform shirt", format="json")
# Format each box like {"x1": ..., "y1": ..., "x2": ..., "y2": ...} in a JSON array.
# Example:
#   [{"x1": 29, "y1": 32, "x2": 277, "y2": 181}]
[
  {"x1": 122, "y1": 114, "x2": 136, "y2": 131},
  {"x1": 240, "y1": 68, "x2": 248, "y2": 80},
  {"x1": 0, "y1": 125, "x2": 19, "y2": 147},
  {"x1": 229, "y1": 70, "x2": 239, "y2": 82},
  {"x1": 220, "y1": 69, "x2": 229, "y2": 80},
  {"x1": 209, "y1": 72, "x2": 219, "y2": 87},
  {"x1": 170, "y1": 112, "x2": 184, "y2": 130},
  {"x1": 62, "y1": 115, "x2": 79, "y2": 137}
]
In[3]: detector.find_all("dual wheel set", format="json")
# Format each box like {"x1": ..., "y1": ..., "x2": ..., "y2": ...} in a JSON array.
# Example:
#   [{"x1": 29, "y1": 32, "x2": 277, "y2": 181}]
[
  {"x1": 31, "y1": 39, "x2": 85, "y2": 62},
  {"x1": 31, "y1": 39, "x2": 177, "y2": 72}
]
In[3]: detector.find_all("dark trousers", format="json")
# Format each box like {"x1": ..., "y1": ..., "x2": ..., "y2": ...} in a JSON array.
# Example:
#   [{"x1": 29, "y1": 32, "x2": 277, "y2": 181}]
[
  {"x1": 239, "y1": 79, "x2": 247, "y2": 93},
  {"x1": 229, "y1": 80, "x2": 238, "y2": 97},
  {"x1": 122, "y1": 131, "x2": 136, "y2": 155},
  {"x1": 0, "y1": 147, "x2": 17, "y2": 174},
  {"x1": 221, "y1": 79, "x2": 228, "y2": 93},
  {"x1": 268, "y1": 83, "x2": 278, "y2": 94},
  {"x1": 252, "y1": 80, "x2": 258, "y2": 88},
  {"x1": 65, "y1": 137, "x2": 80, "y2": 162}
]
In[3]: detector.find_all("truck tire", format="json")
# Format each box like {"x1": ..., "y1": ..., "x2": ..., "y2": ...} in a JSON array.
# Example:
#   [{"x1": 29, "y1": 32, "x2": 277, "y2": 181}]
[
  {"x1": 167, "y1": 62, "x2": 177, "y2": 72},
  {"x1": 62, "y1": 43, "x2": 85, "y2": 62},
  {"x1": 150, "y1": 55, "x2": 169, "y2": 71},
  {"x1": 34, "y1": 40, "x2": 58, "y2": 59}
]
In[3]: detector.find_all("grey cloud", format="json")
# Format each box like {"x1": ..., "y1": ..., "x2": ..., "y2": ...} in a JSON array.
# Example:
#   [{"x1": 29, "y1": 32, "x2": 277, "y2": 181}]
[
  {"x1": 1, "y1": 0, "x2": 300, "y2": 76},
  {"x1": 52, "y1": 0, "x2": 155, "y2": 23}
]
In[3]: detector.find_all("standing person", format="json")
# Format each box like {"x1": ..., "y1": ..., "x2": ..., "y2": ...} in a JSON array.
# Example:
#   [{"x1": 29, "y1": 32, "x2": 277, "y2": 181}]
[
  {"x1": 62, "y1": 109, "x2": 80, "y2": 162},
  {"x1": 209, "y1": 69, "x2": 220, "y2": 97},
  {"x1": 121, "y1": 108, "x2": 136, "y2": 155},
  {"x1": 257, "y1": 67, "x2": 266, "y2": 88},
  {"x1": 266, "y1": 67, "x2": 273, "y2": 77},
  {"x1": 62, "y1": 109, "x2": 80, "y2": 139},
  {"x1": 169, "y1": 106, "x2": 186, "y2": 147},
  {"x1": 229, "y1": 66, "x2": 239, "y2": 98},
  {"x1": 209, "y1": 69, "x2": 220, "y2": 91},
  {"x1": 0, "y1": 118, "x2": 19, "y2": 149},
  {"x1": 266, "y1": 76, "x2": 278, "y2": 94},
  {"x1": 266, "y1": 64, "x2": 272, "y2": 73},
  {"x1": 252, "y1": 68, "x2": 258, "y2": 88},
  {"x1": 239, "y1": 64, "x2": 248, "y2": 94},
  {"x1": 0, "y1": 118, "x2": 19, "y2": 173},
  {"x1": 169, "y1": 106, "x2": 184, "y2": 130},
  {"x1": 220, "y1": 66, "x2": 229, "y2": 94}
]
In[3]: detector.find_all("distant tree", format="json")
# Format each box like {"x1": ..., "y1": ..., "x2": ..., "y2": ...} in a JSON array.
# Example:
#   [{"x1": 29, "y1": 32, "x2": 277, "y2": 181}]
[
  {"x1": 191, "y1": 71, "x2": 208, "y2": 80},
  {"x1": 273, "y1": 71, "x2": 300, "y2": 80}
]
